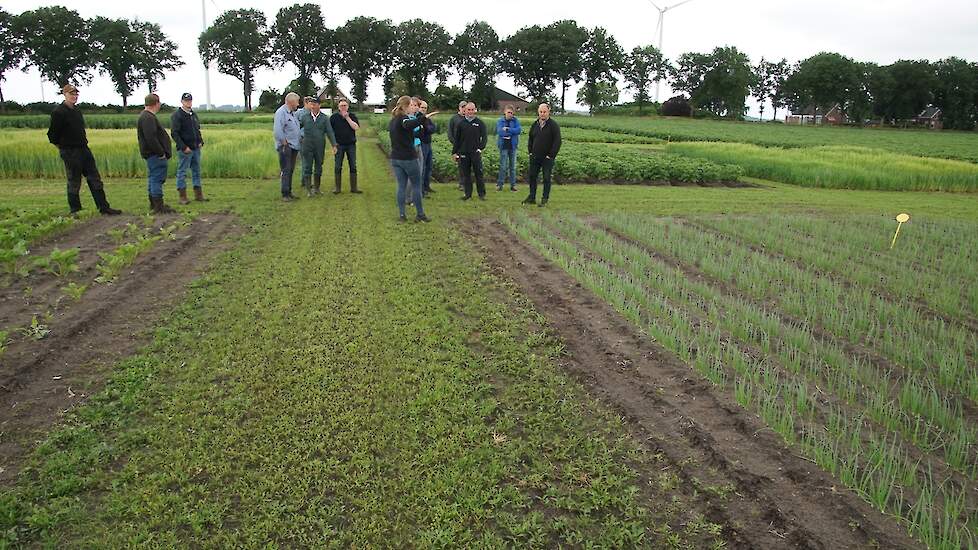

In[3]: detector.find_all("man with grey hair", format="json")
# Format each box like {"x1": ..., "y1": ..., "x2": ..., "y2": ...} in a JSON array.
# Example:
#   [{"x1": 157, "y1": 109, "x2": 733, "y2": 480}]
[
  {"x1": 524, "y1": 103, "x2": 562, "y2": 207},
  {"x1": 274, "y1": 92, "x2": 302, "y2": 201}
]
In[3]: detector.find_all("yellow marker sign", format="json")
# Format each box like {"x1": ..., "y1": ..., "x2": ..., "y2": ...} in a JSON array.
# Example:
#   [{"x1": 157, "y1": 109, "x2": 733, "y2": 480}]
[{"x1": 890, "y1": 213, "x2": 910, "y2": 249}]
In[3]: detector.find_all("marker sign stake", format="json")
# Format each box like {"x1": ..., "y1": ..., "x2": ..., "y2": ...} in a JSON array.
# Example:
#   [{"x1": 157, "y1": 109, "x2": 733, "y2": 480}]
[{"x1": 890, "y1": 213, "x2": 910, "y2": 249}]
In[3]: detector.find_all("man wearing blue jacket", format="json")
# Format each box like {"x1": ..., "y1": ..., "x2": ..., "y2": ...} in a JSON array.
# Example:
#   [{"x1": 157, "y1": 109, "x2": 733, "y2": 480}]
[
  {"x1": 274, "y1": 93, "x2": 302, "y2": 201},
  {"x1": 495, "y1": 105, "x2": 522, "y2": 192}
]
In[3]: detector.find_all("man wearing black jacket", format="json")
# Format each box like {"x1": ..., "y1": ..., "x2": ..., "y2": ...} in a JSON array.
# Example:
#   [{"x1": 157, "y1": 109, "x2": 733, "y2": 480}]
[
  {"x1": 171, "y1": 93, "x2": 207, "y2": 204},
  {"x1": 524, "y1": 103, "x2": 562, "y2": 207},
  {"x1": 447, "y1": 101, "x2": 466, "y2": 191},
  {"x1": 451, "y1": 102, "x2": 488, "y2": 200},
  {"x1": 137, "y1": 93, "x2": 175, "y2": 214},
  {"x1": 47, "y1": 84, "x2": 121, "y2": 216}
]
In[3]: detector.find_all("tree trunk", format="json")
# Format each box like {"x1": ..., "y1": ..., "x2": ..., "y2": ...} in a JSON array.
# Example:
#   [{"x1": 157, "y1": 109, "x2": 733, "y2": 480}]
[
  {"x1": 759, "y1": 104, "x2": 765, "y2": 121},
  {"x1": 560, "y1": 81, "x2": 567, "y2": 112},
  {"x1": 0, "y1": 84, "x2": 4, "y2": 104},
  {"x1": 122, "y1": 94, "x2": 128, "y2": 108}
]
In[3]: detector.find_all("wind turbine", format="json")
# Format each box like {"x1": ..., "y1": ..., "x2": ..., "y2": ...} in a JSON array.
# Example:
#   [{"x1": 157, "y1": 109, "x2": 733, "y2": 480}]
[{"x1": 648, "y1": 0, "x2": 695, "y2": 102}]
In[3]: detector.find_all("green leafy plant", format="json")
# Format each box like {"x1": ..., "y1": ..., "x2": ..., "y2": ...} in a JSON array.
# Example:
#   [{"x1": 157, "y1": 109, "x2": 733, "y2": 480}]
[
  {"x1": 61, "y1": 282, "x2": 88, "y2": 302},
  {"x1": 32, "y1": 247, "x2": 80, "y2": 278},
  {"x1": 19, "y1": 315, "x2": 50, "y2": 341},
  {"x1": 0, "y1": 240, "x2": 30, "y2": 276}
]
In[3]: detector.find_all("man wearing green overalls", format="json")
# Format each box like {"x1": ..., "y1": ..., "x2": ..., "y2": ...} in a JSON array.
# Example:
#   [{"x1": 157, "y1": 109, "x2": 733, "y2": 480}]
[{"x1": 298, "y1": 96, "x2": 337, "y2": 197}]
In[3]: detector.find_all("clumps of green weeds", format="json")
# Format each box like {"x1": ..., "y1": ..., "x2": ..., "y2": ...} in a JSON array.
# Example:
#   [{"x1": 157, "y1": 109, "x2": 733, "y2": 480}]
[
  {"x1": 95, "y1": 235, "x2": 159, "y2": 283},
  {"x1": 0, "y1": 240, "x2": 30, "y2": 277},
  {"x1": 18, "y1": 315, "x2": 50, "y2": 340}
]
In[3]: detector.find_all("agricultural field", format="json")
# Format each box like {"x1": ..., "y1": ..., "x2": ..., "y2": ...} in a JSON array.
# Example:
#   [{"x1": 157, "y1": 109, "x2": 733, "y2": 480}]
[{"x1": 1, "y1": 115, "x2": 977, "y2": 547}]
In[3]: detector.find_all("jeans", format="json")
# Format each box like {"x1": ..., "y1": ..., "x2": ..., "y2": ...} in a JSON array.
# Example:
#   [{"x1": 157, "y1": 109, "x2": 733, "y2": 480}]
[
  {"x1": 278, "y1": 145, "x2": 299, "y2": 197},
  {"x1": 420, "y1": 142, "x2": 433, "y2": 191},
  {"x1": 390, "y1": 158, "x2": 425, "y2": 217},
  {"x1": 176, "y1": 147, "x2": 202, "y2": 190},
  {"x1": 527, "y1": 155, "x2": 555, "y2": 200},
  {"x1": 497, "y1": 146, "x2": 517, "y2": 187},
  {"x1": 334, "y1": 143, "x2": 357, "y2": 176},
  {"x1": 301, "y1": 144, "x2": 325, "y2": 178},
  {"x1": 146, "y1": 156, "x2": 169, "y2": 198},
  {"x1": 459, "y1": 152, "x2": 485, "y2": 197}
]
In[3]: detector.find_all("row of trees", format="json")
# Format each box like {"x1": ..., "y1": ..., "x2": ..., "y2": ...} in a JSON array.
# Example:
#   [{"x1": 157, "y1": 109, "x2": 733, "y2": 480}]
[
  {"x1": 3, "y1": 5, "x2": 978, "y2": 129},
  {"x1": 0, "y1": 6, "x2": 182, "y2": 107}
]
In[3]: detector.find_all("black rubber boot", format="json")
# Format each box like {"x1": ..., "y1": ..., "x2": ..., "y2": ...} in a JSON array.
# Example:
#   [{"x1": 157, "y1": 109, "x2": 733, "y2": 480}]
[
  {"x1": 350, "y1": 172, "x2": 362, "y2": 194},
  {"x1": 92, "y1": 188, "x2": 121, "y2": 215}
]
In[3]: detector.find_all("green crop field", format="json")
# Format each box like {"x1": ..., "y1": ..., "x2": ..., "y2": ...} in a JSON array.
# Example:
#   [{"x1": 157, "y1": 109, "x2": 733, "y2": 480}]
[
  {"x1": 1, "y1": 117, "x2": 977, "y2": 548},
  {"x1": 559, "y1": 115, "x2": 978, "y2": 163}
]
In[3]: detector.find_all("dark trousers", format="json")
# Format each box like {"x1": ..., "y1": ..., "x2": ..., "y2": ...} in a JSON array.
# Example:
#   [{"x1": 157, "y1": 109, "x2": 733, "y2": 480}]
[
  {"x1": 334, "y1": 143, "x2": 357, "y2": 176},
  {"x1": 528, "y1": 155, "x2": 555, "y2": 200},
  {"x1": 459, "y1": 153, "x2": 485, "y2": 198},
  {"x1": 59, "y1": 146, "x2": 108, "y2": 212},
  {"x1": 278, "y1": 145, "x2": 299, "y2": 197},
  {"x1": 420, "y1": 142, "x2": 433, "y2": 191}
]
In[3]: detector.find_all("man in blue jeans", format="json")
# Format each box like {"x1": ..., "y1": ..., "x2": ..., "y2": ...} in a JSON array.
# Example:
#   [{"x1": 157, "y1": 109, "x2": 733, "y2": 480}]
[
  {"x1": 170, "y1": 92, "x2": 207, "y2": 204},
  {"x1": 137, "y1": 93, "x2": 175, "y2": 213},
  {"x1": 496, "y1": 104, "x2": 522, "y2": 192},
  {"x1": 329, "y1": 99, "x2": 362, "y2": 193},
  {"x1": 273, "y1": 92, "x2": 302, "y2": 201}
]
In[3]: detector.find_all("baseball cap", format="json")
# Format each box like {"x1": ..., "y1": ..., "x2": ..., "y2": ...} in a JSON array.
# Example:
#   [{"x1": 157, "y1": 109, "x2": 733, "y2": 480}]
[{"x1": 181, "y1": 92, "x2": 193, "y2": 101}]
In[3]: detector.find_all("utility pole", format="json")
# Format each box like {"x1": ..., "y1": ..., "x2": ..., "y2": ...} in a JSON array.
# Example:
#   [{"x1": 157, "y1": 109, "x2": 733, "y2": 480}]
[{"x1": 202, "y1": 0, "x2": 212, "y2": 111}]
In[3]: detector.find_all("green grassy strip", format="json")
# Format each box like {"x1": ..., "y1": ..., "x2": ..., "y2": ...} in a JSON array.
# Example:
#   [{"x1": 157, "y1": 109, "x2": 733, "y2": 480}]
[
  {"x1": 667, "y1": 142, "x2": 978, "y2": 192},
  {"x1": 0, "y1": 113, "x2": 274, "y2": 129},
  {"x1": 503, "y1": 210, "x2": 976, "y2": 549},
  {"x1": 0, "y1": 143, "x2": 722, "y2": 548}
]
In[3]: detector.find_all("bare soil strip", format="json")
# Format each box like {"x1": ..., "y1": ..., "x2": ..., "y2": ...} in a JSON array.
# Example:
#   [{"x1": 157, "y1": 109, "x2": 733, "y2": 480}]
[
  {"x1": 467, "y1": 218, "x2": 917, "y2": 550},
  {"x1": 0, "y1": 213, "x2": 242, "y2": 485}
]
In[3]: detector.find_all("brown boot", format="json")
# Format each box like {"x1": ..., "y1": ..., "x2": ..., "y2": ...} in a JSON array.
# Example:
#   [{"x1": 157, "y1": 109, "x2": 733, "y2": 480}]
[
  {"x1": 350, "y1": 172, "x2": 362, "y2": 194},
  {"x1": 193, "y1": 187, "x2": 208, "y2": 202},
  {"x1": 178, "y1": 188, "x2": 190, "y2": 205},
  {"x1": 150, "y1": 196, "x2": 176, "y2": 214}
]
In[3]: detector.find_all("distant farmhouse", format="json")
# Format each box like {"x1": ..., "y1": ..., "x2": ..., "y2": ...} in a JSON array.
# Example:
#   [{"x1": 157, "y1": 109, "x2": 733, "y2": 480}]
[
  {"x1": 493, "y1": 87, "x2": 531, "y2": 113},
  {"x1": 785, "y1": 104, "x2": 846, "y2": 125},
  {"x1": 914, "y1": 107, "x2": 943, "y2": 130}
]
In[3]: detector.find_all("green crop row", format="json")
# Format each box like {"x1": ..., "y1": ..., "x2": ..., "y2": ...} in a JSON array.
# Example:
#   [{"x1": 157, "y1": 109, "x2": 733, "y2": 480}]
[
  {"x1": 666, "y1": 142, "x2": 978, "y2": 192},
  {"x1": 502, "y1": 210, "x2": 977, "y2": 550},
  {"x1": 376, "y1": 132, "x2": 741, "y2": 184},
  {"x1": 557, "y1": 116, "x2": 978, "y2": 163},
  {"x1": 0, "y1": 113, "x2": 274, "y2": 130},
  {"x1": 691, "y1": 214, "x2": 978, "y2": 320},
  {"x1": 0, "y1": 128, "x2": 278, "y2": 179}
]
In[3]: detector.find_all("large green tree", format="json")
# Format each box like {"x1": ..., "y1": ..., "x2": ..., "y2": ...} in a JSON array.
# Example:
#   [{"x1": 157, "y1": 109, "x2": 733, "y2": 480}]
[
  {"x1": 15, "y1": 6, "x2": 95, "y2": 89},
  {"x1": 89, "y1": 17, "x2": 142, "y2": 107},
  {"x1": 452, "y1": 20, "x2": 500, "y2": 108},
  {"x1": 199, "y1": 9, "x2": 271, "y2": 111},
  {"x1": 272, "y1": 3, "x2": 328, "y2": 98},
  {"x1": 886, "y1": 59, "x2": 935, "y2": 123},
  {"x1": 132, "y1": 20, "x2": 183, "y2": 96},
  {"x1": 501, "y1": 25, "x2": 559, "y2": 104},
  {"x1": 335, "y1": 17, "x2": 394, "y2": 105},
  {"x1": 579, "y1": 27, "x2": 624, "y2": 113},
  {"x1": 0, "y1": 8, "x2": 25, "y2": 103},
  {"x1": 671, "y1": 46, "x2": 754, "y2": 118},
  {"x1": 623, "y1": 45, "x2": 667, "y2": 114},
  {"x1": 548, "y1": 20, "x2": 588, "y2": 112},
  {"x1": 781, "y1": 52, "x2": 860, "y2": 121},
  {"x1": 395, "y1": 20, "x2": 451, "y2": 97},
  {"x1": 932, "y1": 57, "x2": 977, "y2": 130}
]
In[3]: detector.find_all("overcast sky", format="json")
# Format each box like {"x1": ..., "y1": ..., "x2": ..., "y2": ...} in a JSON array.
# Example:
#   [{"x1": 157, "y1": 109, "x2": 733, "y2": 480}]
[{"x1": 3, "y1": 0, "x2": 977, "y2": 117}]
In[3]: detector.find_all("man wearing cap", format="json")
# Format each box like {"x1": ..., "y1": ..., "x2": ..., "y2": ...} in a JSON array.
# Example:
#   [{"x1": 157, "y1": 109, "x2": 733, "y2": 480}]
[
  {"x1": 170, "y1": 92, "x2": 207, "y2": 204},
  {"x1": 138, "y1": 93, "x2": 175, "y2": 213},
  {"x1": 274, "y1": 92, "x2": 302, "y2": 201},
  {"x1": 47, "y1": 84, "x2": 122, "y2": 216},
  {"x1": 297, "y1": 95, "x2": 337, "y2": 197}
]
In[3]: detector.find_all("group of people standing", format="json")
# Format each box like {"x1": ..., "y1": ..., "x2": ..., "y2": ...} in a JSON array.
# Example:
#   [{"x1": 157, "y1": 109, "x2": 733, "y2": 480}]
[
  {"x1": 47, "y1": 84, "x2": 209, "y2": 215},
  {"x1": 388, "y1": 98, "x2": 563, "y2": 221},
  {"x1": 274, "y1": 92, "x2": 361, "y2": 201}
]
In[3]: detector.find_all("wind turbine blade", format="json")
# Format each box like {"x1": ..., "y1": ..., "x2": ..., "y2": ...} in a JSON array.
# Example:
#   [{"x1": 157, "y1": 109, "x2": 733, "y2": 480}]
[
  {"x1": 666, "y1": 0, "x2": 695, "y2": 10},
  {"x1": 654, "y1": 13, "x2": 662, "y2": 38},
  {"x1": 648, "y1": 0, "x2": 663, "y2": 11}
]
